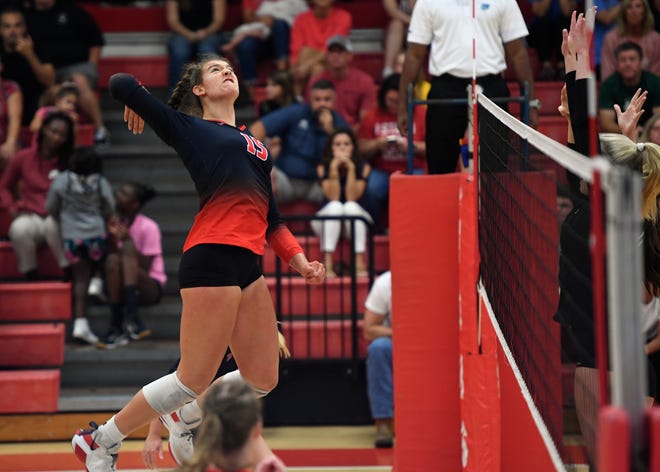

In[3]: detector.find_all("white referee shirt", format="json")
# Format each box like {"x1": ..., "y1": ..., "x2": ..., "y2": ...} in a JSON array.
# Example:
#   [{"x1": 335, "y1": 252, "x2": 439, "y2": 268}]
[
  {"x1": 408, "y1": 0, "x2": 529, "y2": 79},
  {"x1": 365, "y1": 271, "x2": 392, "y2": 328}
]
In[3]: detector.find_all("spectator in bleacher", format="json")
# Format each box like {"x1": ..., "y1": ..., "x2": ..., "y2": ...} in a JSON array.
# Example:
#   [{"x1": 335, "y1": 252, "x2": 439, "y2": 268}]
[
  {"x1": 0, "y1": 5, "x2": 53, "y2": 128},
  {"x1": 382, "y1": 0, "x2": 415, "y2": 79},
  {"x1": 289, "y1": 0, "x2": 352, "y2": 97},
  {"x1": 598, "y1": 41, "x2": 660, "y2": 136},
  {"x1": 363, "y1": 270, "x2": 394, "y2": 448},
  {"x1": 0, "y1": 111, "x2": 73, "y2": 282},
  {"x1": 0, "y1": 56, "x2": 21, "y2": 168},
  {"x1": 594, "y1": 0, "x2": 621, "y2": 79},
  {"x1": 526, "y1": 0, "x2": 576, "y2": 80},
  {"x1": 222, "y1": 0, "x2": 308, "y2": 101},
  {"x1": 358, "y1": 73, "x2": 425, "y2": 228},
  {"x1": 641, "y1": 110, "x2": 660, "y2": 143},
  {"x1": 165, "y1": 0, "x2": 227, "y2": 94},
  {"x1": 25, "y1": 0, "x2": 109, "y2": 145},
  {"x1": 257, "y1": 69, "x2": 298, "y2": 117},
  {"x1": 45, "y1": 147, "x2": 114, "y2": 347},
  {"x1": 29, "y1": 82, "x2": 78, "y2": 143},
  {"x1": 306, "y1": 35, "x2": 377, "y2": 131},
  {"x1": 249, "y1": 78, "x2": 348, "y2": 204},
  {"x1": 311, "y1": 127, "x2": 372, "y2": 277},
  {"x1": 600, "y1": 0, "x2": 660, "y2": 80},
  {"x1": 98, "y1": 182, "x2": 166, "y2": 349},
  {"x1": 397, "y1": 0, "x2": 538, "y2": 174}
]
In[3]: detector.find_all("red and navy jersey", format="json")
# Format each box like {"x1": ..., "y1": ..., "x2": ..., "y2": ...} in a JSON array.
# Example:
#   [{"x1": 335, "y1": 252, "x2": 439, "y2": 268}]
[{"x1": 109, "y1": 73, "x2": 302, "y2": 261}]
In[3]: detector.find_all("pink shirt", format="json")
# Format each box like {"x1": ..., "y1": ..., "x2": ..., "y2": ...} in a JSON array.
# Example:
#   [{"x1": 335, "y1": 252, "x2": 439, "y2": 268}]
[
  {"x1": 289, "y1": 7, "x2": 351, "y2": 64},
  {"x1": 307, "y1": 68, "x2": 376, "y2": 126},
  {"x1": 129, "y1": 213, "x2": 167, "y2": 287},
  {"x1": 0, "y1": 145, "x2": 60, "y2": 216}
]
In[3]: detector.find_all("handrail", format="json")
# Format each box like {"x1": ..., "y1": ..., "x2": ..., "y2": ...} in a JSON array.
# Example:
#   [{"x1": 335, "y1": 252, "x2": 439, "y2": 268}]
[{"x1": 406, "y1": 81, "x2": 532, "y2": 174}]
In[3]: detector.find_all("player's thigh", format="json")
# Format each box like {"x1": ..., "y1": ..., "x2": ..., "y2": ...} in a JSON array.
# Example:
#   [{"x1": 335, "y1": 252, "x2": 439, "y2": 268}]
[
  {"x1": 230, "y1": 276, "x2": 279, "y2": 387},
  {"x1": 177, "y1": 285, "x2": 242, "y2": 392}
]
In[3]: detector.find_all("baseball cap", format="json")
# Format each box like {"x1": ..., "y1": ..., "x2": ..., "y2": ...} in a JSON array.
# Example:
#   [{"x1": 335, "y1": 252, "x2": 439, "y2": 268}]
[{"x1": 326, "y1": 35, "x2": 353, "y2": 52}]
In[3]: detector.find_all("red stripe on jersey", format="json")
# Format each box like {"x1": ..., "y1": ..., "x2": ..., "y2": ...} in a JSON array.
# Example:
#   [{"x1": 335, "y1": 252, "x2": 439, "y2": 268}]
[{"x1": 183, "y1": 191, "x2": 270, "y2": 255}]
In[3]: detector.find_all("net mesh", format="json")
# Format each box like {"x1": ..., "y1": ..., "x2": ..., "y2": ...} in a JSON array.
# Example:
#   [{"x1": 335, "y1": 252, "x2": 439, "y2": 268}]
[{"x1": 477, "y1": 94, "x2": 601, "y2": 465}]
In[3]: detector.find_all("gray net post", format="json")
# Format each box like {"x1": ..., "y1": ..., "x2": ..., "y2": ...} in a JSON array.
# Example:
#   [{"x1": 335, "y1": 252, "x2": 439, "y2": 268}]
[{"x1": 606, "y1": 164, "x2": 647, "y2": 462}]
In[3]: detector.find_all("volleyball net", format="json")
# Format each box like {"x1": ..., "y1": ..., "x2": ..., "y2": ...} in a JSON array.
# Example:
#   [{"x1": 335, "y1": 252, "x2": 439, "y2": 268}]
[
  {"x1": 389, "y1": 88, "x2": 653, "y2": 471},
  {"x1": 476, "y1": 92, "x2": 648, "y2": 469}
]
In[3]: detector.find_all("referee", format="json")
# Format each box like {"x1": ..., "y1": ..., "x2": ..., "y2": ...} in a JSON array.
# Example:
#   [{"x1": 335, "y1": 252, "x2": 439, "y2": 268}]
[{"x1": 397, "y1": 0, "x2": 539, "y2": 174}]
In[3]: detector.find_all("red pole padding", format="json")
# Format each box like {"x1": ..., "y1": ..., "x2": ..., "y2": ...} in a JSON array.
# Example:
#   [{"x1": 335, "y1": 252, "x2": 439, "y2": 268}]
[
  {"x1": 647, "y1": 407, "x2": 660, "y2": 472},
  {"x1": 597, "y1": 405, "x2": 631, "y2": 472}
]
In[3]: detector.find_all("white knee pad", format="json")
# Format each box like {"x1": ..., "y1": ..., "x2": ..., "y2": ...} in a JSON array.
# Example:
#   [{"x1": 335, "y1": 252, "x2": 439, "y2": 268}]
[{"x1": 142, "y1": 372, "x2": 197, "y2": 415}]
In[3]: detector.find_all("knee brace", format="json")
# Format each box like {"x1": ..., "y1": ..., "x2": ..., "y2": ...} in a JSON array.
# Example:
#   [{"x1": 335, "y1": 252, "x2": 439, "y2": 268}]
[{"x1": 142, "y1": 372, "x2": 197, "y2": 415}]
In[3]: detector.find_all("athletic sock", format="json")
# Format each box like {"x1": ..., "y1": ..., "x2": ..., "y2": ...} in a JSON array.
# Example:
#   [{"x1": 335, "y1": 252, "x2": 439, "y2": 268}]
[{"x1": 97, "y1": 416, "x2": 126, "y2": 447}]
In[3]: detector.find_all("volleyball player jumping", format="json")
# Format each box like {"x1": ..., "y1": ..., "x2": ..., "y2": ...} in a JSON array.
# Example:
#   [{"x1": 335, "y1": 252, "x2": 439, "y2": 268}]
[{"x1": 71, "y1": 54, "x2": 325, "y2": 471}]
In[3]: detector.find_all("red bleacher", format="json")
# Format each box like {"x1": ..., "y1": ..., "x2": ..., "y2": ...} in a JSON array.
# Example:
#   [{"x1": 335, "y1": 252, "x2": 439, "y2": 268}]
[
  {"x1": 0, "y1": 241, "x2": 65, "y2": 280},
  {"x1": 281, "y1": 319, "x2": 368, "y2": 359},
  {"x1": 0, "y1": 281, "x2": 71, "y2": 321},
  {"x1": 267, "y1": 276, "x2": 371, "y2": 317},
  {"x1": 0, "y1": 323, "x2": 65, "y2": 366},
  {"x1": 262, "y1": 235, "x2": 390, "y2": 275},
  {"x1": 0, "y1": 369, "x2": 60, "y2": 413}
]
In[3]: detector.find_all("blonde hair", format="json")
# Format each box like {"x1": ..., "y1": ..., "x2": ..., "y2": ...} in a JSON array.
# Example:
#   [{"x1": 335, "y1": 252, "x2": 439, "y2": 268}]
[
  {"x1": 599, "y1": 133, "x2": 660, "y2": 222},
  {"x1": 617, "y1": 0, "x2": 655, "y2": 35},
  {"x1": 179, "y1": 377, "x2": 261, "y2": 472},
  {"x1": 167, "y1": 54, "x2": 232, "y2": 117}
]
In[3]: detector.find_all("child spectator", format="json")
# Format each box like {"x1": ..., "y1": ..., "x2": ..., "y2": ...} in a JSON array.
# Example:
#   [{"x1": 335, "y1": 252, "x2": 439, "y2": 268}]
[
  {"x1": 289, "y1": 0, "x2": 351, "y2": 97},
  {"x1": 311, "y1": 128, "x2": 372, "y2": 277},
  {"x1": 45, "y1": 147, "x2": 114, "y2": 346},
  {"x1": 0, "y1": 112, "x2": 74, "y2": 281},
  {"x1": 98, "y1": 182, "x2": 166, "y2": 349},
  {"x1": 0, "y1": 56, "x2": 21, "y2": 167},
  {"x1": 29, "y1": 82, "x2": 79, "y2": 143}
]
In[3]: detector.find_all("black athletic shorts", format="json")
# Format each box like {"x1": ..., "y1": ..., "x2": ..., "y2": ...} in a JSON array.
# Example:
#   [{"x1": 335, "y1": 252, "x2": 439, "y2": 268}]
[{"x1": 178, "y1": 243, "x2": 262, "y2": 289}]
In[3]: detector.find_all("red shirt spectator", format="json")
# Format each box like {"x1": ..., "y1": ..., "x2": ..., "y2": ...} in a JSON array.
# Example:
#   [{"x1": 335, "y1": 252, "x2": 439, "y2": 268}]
[{"x1": 307, "y1": 35, "x2": 376, "y2": 129}]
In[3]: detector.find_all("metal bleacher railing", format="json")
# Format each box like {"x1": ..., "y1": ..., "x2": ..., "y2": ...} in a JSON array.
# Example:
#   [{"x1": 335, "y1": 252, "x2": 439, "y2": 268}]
[
  {"x1": 268, "y1": 214, "x2": 377, "y2": 375},
  {"x1": 404, "y1": 82, "x2": 533, "y2": 173}
]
